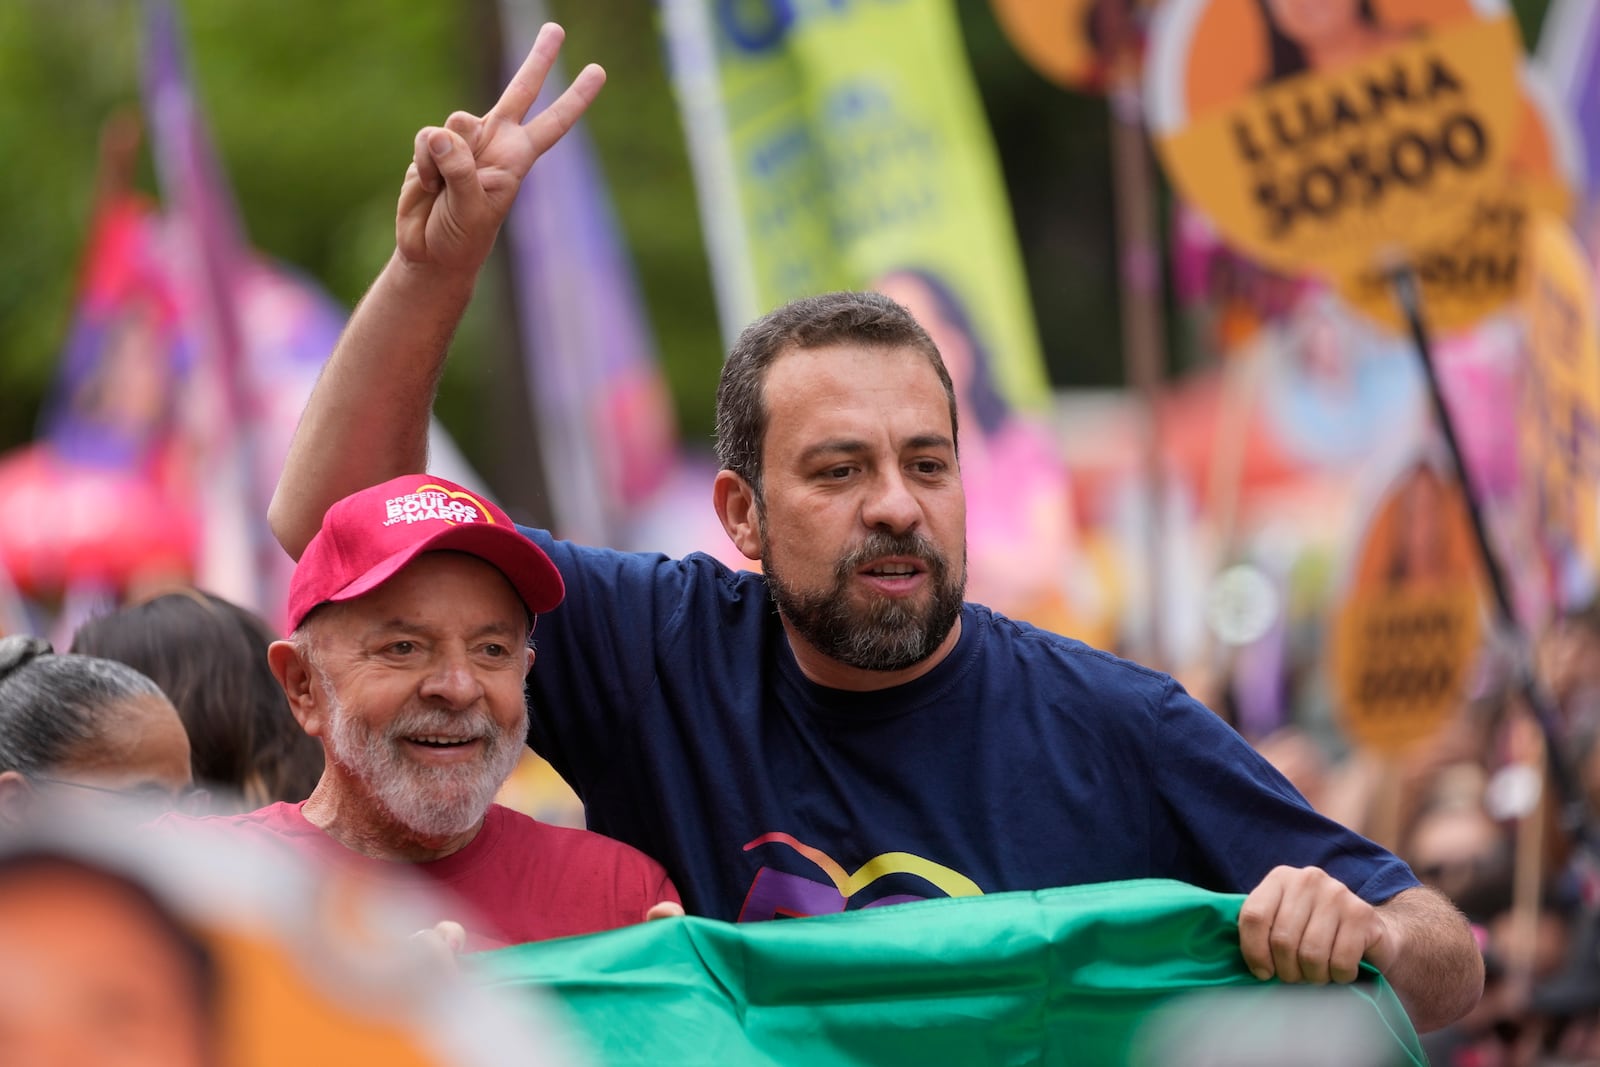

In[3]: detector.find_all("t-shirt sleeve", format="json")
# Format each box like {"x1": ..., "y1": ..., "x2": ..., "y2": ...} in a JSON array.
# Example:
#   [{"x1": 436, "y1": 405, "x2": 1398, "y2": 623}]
[
  {"x1": 512, "y1": 524, "x2": 734, "y2": 803},
  {"x1": 1148, "y1": 679, "x2": 1420, "y2": 905}
]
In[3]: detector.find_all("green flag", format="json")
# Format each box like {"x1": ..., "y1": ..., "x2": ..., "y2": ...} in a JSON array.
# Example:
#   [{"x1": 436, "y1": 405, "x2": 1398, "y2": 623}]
[
  {"x1": 661, "y1": 0, "x2": 1049, "y2": 412},
  {"x1": 474, "y1": 879, "x2": 1424, "y2": 1066}
]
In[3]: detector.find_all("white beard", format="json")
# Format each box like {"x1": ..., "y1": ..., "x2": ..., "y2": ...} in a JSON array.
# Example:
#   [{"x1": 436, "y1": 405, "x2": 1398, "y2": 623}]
[{"x1": 323, "y1": 681, "x2": 526, "y2": 840}]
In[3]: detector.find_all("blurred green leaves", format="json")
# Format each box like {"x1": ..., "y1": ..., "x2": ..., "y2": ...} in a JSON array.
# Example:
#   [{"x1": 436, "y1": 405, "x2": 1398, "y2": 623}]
[{"x1": 0, "y1": 0, "x2": 1553, "y2": 476}]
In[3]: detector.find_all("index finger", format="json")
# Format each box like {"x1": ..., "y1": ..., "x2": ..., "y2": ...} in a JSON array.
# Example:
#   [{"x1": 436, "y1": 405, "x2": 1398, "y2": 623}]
[
  {"x1": 1237, "y1": 875, "x2": 1287, "y2": 980},
  {"x1": 490, "y1": 21, "x2": 566, "y2": 125}
]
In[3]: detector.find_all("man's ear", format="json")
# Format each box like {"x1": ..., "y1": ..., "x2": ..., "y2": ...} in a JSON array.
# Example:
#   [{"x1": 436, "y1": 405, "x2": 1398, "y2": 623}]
[
  {"x1": 712, "y1": 470, "x2": 764, "y2": 562},
  {"x1": 268, "y1": 640, "x2": 327, "y2": 738},
  {"x1": 0, "y1": 770, "x2": 35, "y2": 828}
]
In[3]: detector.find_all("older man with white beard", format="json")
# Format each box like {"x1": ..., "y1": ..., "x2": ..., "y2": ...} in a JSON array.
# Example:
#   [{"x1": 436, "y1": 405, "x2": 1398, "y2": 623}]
[{"x1": 157, "y1": 474, "x2": 680, "y2": 951}]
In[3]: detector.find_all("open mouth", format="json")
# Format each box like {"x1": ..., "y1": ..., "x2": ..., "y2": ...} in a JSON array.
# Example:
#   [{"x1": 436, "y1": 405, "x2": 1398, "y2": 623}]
[
  {"x1": 859, "y1": 558, "x2": 926, "y2": 579},
  {"x1": 403, "y1": 735, "x2": 480, "y2": 749}
]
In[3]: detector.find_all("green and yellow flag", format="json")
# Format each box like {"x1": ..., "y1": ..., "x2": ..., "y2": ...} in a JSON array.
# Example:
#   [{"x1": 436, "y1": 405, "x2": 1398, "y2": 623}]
[
  {"x1": 475, "y1": 880, "x2": 1425, "y2": 1066},
  {"x1": 660, "y1": 0, "x2": 1048, "y2": 411}
]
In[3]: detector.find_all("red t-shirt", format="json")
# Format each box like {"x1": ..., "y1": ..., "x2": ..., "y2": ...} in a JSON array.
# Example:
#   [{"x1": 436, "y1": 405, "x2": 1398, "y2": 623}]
[{"x1": 156, "y1": 802, "x2": 679, "y2": 951}]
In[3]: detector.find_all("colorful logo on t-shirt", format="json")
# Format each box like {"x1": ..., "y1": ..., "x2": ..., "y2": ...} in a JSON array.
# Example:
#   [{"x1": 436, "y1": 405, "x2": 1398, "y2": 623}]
[{"x1": 736, "y1": 832, "x2": 983, "y2": 922}]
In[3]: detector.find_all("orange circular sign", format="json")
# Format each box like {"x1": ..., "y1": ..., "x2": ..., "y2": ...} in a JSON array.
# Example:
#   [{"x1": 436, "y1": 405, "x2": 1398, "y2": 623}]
[
  {"x1": 1329, "y1": 460, "x2": 1483, "y2": 753},
  {"x1": 1336, "y1": 64, "x2": 1585, "y2": 334},
  {"x1": 1146, "y1": 0, "x2": 1523, "y2": 280}
]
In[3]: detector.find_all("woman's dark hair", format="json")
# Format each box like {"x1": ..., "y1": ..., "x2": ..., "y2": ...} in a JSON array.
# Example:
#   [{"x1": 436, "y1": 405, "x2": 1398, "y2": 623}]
[
  {"x1": 1258, "y1": 0, "x2": 1381, "y2": 83},
  {"x1": 71, "y1": 591, "x2": 323, "y2": 809},
  {"x1": 0, "y1": 635, "x2": 165, "y2": 775},
  {"x1": 876, "y1": 268, "x2": 1011, "y2": 438}
]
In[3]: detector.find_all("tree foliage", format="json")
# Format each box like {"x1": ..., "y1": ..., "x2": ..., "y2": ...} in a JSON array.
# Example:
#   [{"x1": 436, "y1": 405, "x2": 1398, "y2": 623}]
[{"x1": 0, "y1": 0, "x2": 1553, "y2": 479}]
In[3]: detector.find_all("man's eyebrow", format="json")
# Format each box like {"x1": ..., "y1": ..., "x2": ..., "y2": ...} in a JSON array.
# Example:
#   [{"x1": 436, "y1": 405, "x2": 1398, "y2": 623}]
[
  {"x1": 797, "y1": 438, "x2": 871, "y2": 465},
  {"x1": 797, "y1": 434, "x2": 955, "y2": 465},
  {"x1": 904, "y1": 433, "x2": 955, "y2": 452},
  {"x1": 469, "y1": 620, "x2": 527, "y2": 640},
  {"x1": 358, "y1": 618, "x2": 525, "y2": 640}
]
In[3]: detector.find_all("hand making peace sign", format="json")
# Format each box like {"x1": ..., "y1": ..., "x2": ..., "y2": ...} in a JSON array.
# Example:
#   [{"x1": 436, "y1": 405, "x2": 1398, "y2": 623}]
[{"x1": 395, "y1": 23, "x2": 606, "y2": 272}]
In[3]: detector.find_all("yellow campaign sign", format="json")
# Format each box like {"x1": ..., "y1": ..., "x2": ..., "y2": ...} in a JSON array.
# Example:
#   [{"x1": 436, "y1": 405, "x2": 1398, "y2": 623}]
[
  {"x1": 1521, "y1": 213, "x2": 1600, "y2": 575},
  {"x1": 1329, "y1": 461, "x2": 1483, "y2": 754},
  {"x1": 1146, "y1": 0, "x2": 1522, "y2": 280},
  {"x1": 1338, "y1": 65, "x2": 1585, "y2": 334}
]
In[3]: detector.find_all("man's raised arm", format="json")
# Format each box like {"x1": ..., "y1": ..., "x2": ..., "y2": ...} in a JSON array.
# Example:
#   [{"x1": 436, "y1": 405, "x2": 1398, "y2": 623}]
[{"x1": 268, "y1": 23, "x2": 605, "y2": 559}]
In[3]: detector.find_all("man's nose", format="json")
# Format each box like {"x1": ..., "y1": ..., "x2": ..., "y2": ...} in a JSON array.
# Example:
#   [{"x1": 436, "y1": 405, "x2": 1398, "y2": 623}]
[
  {"x1": 419, "y1": 647, "x2": 484, "y2": 707},
  {"x1": 861, "y1": 469, "x2": 921, "y2": 533}
]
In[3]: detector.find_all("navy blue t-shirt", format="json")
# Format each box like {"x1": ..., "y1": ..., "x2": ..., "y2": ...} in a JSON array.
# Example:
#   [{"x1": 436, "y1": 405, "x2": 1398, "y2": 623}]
[{"x1": 518, "y1": 526, "x2": 1419, "y2": 922}]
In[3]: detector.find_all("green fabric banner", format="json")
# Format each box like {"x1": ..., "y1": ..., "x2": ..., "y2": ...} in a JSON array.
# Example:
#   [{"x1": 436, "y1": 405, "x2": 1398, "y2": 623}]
[
  {"x1": 661, "y1": 0, "x2": 1049, "y2": 411},
  {"x1": 474, "y1": 879, "x2": 1425, "y2": 1066}
]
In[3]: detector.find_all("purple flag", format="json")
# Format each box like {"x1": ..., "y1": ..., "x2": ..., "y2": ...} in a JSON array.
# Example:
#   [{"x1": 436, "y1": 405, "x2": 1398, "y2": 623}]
[
  {"x1": 498, "y1": 0, "x2": 679, "y2": 548},
  {"x1": 1540, "y1": 0, "x2": 1600, "y2": 229},
  {"x1": 141, "y1": 0, "x2": 263, "y2": 611}
]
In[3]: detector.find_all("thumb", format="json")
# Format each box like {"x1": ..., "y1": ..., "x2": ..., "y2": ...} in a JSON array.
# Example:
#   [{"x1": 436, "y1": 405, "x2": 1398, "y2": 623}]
[
  {"x1": 1362, "y1": 910, "x2": 1397, "y2": 973},
  {"x1": 426, "y1": 129, "x2": 479, "y2": 196},
  {"x1": 646, "y1": 901, "x2": 685, "y2": 922}
]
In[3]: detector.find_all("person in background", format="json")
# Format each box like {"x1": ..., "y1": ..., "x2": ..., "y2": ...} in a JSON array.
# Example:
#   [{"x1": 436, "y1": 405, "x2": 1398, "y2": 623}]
[
  {"x1": 1257, "y1": 0, "x2": 1411, "y2": 83},
  {"x1": 72, "y1": 590, "x2": 323, "y2": 811},
  {"x1": 0, "y1": 848, "x2": 217, "y2": 1067},
  {"x1": 160, "y1": 475, "x2": 680, "y2": 950},
  {"x1": 0, "y1": 635, "x2": 200, "y2": 824}
]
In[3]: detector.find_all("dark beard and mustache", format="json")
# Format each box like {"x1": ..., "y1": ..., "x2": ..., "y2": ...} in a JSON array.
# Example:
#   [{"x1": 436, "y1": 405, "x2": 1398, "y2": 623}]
[{"x1": 764, "y1": 529, "x2": 966, "y2": 672}]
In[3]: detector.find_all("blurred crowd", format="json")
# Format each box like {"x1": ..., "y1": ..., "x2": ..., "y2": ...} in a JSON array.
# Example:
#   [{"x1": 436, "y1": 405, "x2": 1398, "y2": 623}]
[{"x1": 1237, "y1": 598, "x2": 1600, "y2": 1066}]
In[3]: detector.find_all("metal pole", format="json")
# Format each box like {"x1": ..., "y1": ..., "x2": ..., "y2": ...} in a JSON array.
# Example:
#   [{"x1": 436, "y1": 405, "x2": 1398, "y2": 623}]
[
  {"x1": 1107, "y1": 65, "x2": 1168, "y2": 668},
  {"x1": 1390, "y1": 266, "x2": 1596, "y2": 850}
]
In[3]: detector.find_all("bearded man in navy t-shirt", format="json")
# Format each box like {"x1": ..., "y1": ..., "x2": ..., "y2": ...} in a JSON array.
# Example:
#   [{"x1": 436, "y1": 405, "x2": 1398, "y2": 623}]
[{"x1": 266, "y1": 23, "x2": 1483, "y2": 1033}]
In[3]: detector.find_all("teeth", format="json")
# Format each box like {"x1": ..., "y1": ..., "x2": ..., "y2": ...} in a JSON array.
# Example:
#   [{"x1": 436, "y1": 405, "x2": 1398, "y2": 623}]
[
  {"x1": 873, "y1": 565, "x2": 915, "y2": 576},
  {"x1": 410, "y1": 735, "x2": 472, "y2": 746}
]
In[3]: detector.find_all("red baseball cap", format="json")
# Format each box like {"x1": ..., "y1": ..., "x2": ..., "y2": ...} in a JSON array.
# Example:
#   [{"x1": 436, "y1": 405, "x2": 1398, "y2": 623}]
[{"x1": 286, "y1": 474, "x2": 564, "y2": 630}]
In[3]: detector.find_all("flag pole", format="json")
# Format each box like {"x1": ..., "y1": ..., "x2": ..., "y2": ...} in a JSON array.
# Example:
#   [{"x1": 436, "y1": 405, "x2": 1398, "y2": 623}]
[
  {"x1": 1105, "y1": 36, "x2": 1169, "y2": 669},
  {"x1": 1389, "y1": 266, "x2": 1595, "y2": 851}
]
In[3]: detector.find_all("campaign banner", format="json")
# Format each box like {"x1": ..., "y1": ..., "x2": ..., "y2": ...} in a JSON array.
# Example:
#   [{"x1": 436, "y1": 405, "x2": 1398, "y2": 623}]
[
  {"x1": 1520, "y1": 213, "x2": 1600, "y2": 602},
  {"x1": 988, "y1": 0, "x2": 1153, "y2": 93},
  {"x1": 1538, "y1": 0, "x2": 1600, "y2": 222},
  {"x1": 0, "y1": 194, "x2": 200, "y2": 600},
  {"x1": 1337, "y1": 64, "x2": 1585, "y2": 335},
  {"x1": 661, "y1": 0, "x2": 1048, "y2": 410},
  {"x1": 499, "y1": 0, "x2": 679, "y2": 549},
  {"x1": 1171, "y1": 203, "x2": 1309, "y2": 356},
  {"x1": 1146, "y1": 0, "x2": 1523, "y2": 282},
  {"x1": 142, "y1": 0, "x2": 262, "y2": 613},
  {"x1": 478, "y1": 880, "x2": 1425, "y2": 1067},
  {"x1": 1328, "y1": 457, "x2": 1483, "y2": 754}
]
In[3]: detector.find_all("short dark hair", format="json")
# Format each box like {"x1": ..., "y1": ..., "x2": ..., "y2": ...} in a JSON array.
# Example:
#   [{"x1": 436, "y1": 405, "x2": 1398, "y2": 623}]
[
  {"x1": 713, "y1": 291, "x2": 959, "y2": 500},
  {"x1": 0, "y1": 636, "x2": 165, "y2": 776}
]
